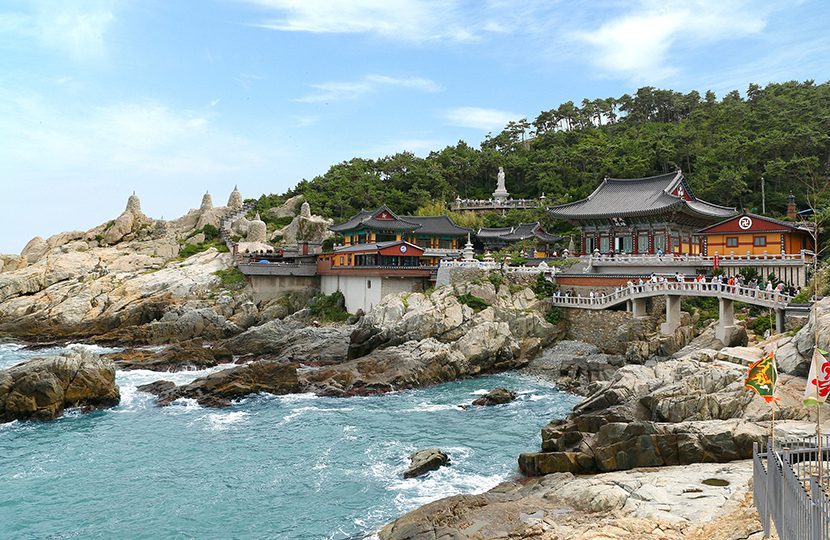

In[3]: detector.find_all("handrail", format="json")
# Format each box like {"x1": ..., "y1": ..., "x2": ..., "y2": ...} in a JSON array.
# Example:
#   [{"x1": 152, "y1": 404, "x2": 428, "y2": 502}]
[
  {"x1": 549, "y1": 280, "x2": 793, "y2": 308},
  {"x1": 584, "y1": 251, "x2": 813, "y2": 265}
]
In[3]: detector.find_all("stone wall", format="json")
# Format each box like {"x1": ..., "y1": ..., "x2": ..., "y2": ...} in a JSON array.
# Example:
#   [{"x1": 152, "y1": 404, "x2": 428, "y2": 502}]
[{"x1": 562, "y1": 295, "x2": 696, "y2": 360}]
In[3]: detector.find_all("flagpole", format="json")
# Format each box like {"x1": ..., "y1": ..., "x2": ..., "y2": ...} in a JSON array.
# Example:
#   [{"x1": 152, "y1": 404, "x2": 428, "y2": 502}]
[{"x1": 813, "y1": 261, "x2": 823, "y2": 485}]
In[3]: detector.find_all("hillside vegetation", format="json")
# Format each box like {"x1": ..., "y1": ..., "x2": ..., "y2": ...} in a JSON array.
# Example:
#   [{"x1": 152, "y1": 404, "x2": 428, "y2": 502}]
[{"x1": 253, "y1": 81, "x2": 830, "y2": 231}]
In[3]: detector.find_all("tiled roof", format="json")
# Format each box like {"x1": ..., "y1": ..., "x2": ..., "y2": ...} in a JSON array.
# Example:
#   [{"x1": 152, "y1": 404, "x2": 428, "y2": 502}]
[
  {"x1": 477, "y1": 227, "x2": 513, "y2": 238},
  {"x1": 478, "y1": 222, "x2": 562, "y2": 243},
  {"x1": 332, "y1": 240, "x2": 422, "y2": 253},
  {"x1": 330, "y1": 206, "x2": 421, "y2": 233},
  {"x1": 698, "y1": 212, "x2": 815, "y2": 234},
  {"x1": 400, "y1": 215, "x2": 471, "y2": 236},
  {"x1": 547, "y1": 171, "x2": 736, "y2": 221}
]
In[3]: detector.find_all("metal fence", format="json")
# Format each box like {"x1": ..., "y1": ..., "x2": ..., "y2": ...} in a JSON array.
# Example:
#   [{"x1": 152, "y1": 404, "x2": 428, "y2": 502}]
[{"x1": 753, "y1": 435, "x2": 830, "y2": 539}]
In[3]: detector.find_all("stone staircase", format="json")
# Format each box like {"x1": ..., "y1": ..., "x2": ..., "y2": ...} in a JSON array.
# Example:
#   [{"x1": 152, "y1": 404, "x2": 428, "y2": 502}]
[{"x1": 220, "y1": 202, "x2": 256, "y2": 252}]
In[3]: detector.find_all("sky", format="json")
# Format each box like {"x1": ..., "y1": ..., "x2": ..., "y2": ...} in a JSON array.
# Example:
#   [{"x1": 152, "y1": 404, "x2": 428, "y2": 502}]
[{"x1": 1, "y1": 0, "x2": 829, "y2": 254}]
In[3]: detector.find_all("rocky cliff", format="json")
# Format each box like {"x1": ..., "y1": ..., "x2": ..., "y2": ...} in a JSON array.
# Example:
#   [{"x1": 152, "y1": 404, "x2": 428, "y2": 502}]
[{"x1": 0, "y1": 192, "x2": 256, "y2": 342}]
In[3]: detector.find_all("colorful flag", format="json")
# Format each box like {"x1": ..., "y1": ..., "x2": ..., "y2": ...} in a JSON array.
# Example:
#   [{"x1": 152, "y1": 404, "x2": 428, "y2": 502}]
[
  {"x1": 803, "y1": 348, "x2": 830, "y2": 406},
  {"x1": 745, "y1": 352, "x2": 779, "y2": 403}
]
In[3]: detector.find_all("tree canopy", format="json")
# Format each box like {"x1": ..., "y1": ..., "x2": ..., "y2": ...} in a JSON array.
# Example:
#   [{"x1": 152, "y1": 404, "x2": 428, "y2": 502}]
[{"x1": 254, "y1": 80, "x2": 830, "y2": 225}]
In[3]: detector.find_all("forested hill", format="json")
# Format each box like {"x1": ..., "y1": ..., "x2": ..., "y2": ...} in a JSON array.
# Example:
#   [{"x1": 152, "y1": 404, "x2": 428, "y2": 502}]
[{"x1": 255, "y1": 81, "x2": 830, "y2": 225}]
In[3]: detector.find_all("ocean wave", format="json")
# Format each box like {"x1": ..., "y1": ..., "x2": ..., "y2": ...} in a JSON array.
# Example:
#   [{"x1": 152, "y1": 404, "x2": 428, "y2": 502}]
[
  {"x1": 283, "y1": 406, "x2": 353, "y2": 423},
  {"x1": 401, "y1": 402, "x2": 462, "y2": 413},
  {"x1": 205, "y1": 411, "x2": 249, "y2": 431},
  {"x1": 278, "y1": 392, "x2": 320, "y2": 403},
  {"x1": 65, "y1": 343, "x2": 122, "y2": 355}
]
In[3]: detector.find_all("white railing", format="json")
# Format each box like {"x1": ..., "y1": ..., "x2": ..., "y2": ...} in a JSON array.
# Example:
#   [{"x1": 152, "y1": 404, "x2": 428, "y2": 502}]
[
  {"x1": 439, "y1": 260, "x2": 555, "y2": 275},
  {"x1": 585, "y1": 250, "x2": 814, "y2": 266},
  {"x1": 549, "y1": 280, "x2": 792, "y2": 309},
  {"x1": 452, "y1": 199, "x2": 541, "y2": 210}
]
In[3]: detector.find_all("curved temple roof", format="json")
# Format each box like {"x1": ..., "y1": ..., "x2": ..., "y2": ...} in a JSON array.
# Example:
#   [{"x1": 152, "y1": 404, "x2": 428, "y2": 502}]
[
  {"x1": 547, "y1": 170, "x2": 736, "y2": 222},
  {"x1": 330, "y1": 206, "x2": 470, "y2": 236}
]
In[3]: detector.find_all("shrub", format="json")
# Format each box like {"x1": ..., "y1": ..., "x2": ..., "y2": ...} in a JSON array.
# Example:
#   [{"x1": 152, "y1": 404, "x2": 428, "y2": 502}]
[
  {"x1": 531, "y1": 273, "x2": 556, "y2": 299},
  {"x1": 308, "y1": 292, "x2": 350, "y2": 322},
  {"x1": 739, "y1": 267, "x2": 759, "y2": 282},
  {"x1": 545, "y1": 306, "x2": 562, "y2": 325},
  {"x1": 749, "y1": 314, "x2": 773, "y2": 335},
  {"x1": 202, "y1": 224, "x2": 220, "y2": 241},
  {"x1": 214, "y1": 267, "x2": 246, "y2": 289},
  {"x1": 682, "y1": 297, "x2": 719, "y2": 329},
  {"x1": 456, "y1": 292, "x2": 490, "y2": 312},
  {"x1": 488, "y1": 272, "x2": 504, "y2": 289}
]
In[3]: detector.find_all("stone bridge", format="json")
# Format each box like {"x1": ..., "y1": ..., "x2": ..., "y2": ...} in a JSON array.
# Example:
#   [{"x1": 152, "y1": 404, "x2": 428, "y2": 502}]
[{"x1": 549, "y1": 281, "x2": 794, "y2": 342}]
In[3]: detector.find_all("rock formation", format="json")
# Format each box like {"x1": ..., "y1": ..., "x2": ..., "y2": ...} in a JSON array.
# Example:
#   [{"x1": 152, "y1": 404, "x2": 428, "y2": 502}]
[
  {"x1": 404, "y1": 448, "x2": 450, "y2": 478},
  {"x1": 0, "y1": 348, "x2": 120, "y2": 422},
  {"x1": 200, "y1": 191, "x2": 213, "y2": 210},
  {"x1": 379, "y1": 459, "x2": 770, "y2": 539},
  {"x1": 227, "y1": 185, "x2": 243, "y2": 210},
  {"x1": 105, "y1": 339, "x2": 232, "y2": 371},
  {"x1": 517, "y1": 351, "x2": 825, "y2": 476},
  {"x1": 138, "y1": 359, "x2": 300, "y2": 407},
  {"x1": 774, "y1": 297, "x2": 830, "y2": 375},
  {"x1": 276, "y1": 202, "x2": 333, "y2": 245},
  {"x1": 101, "y1": 192, "x2": 153, "y2": 245},
  {"x1": 247, "y1": 213, "x2": 267, "y2": 243},
  {"x1": 472, "y1": 387, "x2": 517, "y2": 406},
  {"x1": 266, "y1": 194, "x2": 306, "y2": 219},
  {"x1": 0, "y1": 186, "x2": 265, "y2": 342}
]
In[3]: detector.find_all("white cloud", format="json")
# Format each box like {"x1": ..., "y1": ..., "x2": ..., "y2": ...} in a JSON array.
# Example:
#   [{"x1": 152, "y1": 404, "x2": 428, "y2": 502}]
[
  {"x1": 443, "y1": 106, "x2": 519, "y2": 131},
  {"x1": 296, "y1": 74, "x2": 442, "y2": 103},
  {"x1": 239, "y1": 0, "x2": 504, "y2": 42},
  {"x1": 0, "y1": 1, "x2": 116, "y2": 61},
  {"x1": 0, "y1": 94, "x2": 268, "y2": 178},
  {"x1": 35, "y1": 1, "x2": 115, "y2": 61},
  {"x1": 575, "y1": 0, "x2": 767, "y2": 80}
]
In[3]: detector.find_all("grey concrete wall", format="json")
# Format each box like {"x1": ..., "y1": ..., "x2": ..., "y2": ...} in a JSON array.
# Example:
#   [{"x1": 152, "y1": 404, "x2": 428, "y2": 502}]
[
  {"x1": 321, "y1": 275, "x2": 424, "y2": 313},
  {"x1": 249, "y1": 275, "x2": 319, "y2": 303}
]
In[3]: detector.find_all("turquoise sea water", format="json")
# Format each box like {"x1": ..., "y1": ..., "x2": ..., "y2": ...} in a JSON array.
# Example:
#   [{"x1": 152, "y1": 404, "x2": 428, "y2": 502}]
[{"x1": 0, "y1": 343, "x2": 580, "y2": 539}]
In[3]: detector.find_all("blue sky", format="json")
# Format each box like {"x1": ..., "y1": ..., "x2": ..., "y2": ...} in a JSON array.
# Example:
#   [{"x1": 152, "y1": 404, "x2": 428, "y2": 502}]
[{"x1": 1, "y1": 0, "x2": 829, "y2": 253}]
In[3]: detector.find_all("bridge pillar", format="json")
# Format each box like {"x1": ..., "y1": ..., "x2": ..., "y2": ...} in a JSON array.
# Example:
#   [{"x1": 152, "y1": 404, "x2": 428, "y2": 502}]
[
  {"x1": 660, "y1": 295, "x2": 681, "y2": 335},
  {"x1": 716, "y1": 298, "x2": 737, "y2": 343},
  {"x1": 631, "y1": 297, "x2": 648, "y2": 318},
  {"x1": 775, "y1": 309, "x2": 785, "y2": 334}
]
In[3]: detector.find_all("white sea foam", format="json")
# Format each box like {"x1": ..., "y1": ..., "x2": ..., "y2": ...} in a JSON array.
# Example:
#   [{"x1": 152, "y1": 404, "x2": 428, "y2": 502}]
[
  {"x1": 65, "y1": 343, "x2": 122, "y2": 355},
  {"x1": 402, "y1": 402, "x2": 461, "y2": 413},
  {"x1": 277, "y1": 392, "x2": 319, "y2": 403},
  {"x1": 205, "y1": 411, "x2": 249, "y2": 431},
  {"x1": 470, "y1": 389, "x2": 490, "y2": 395},
  {"x1": 282, "y1": 406, "x2": 352, "y2": 423}
]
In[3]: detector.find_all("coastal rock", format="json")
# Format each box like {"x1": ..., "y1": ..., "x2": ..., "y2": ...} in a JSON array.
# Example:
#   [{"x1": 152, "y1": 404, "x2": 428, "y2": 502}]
[
  {"x1": 517, "y1": 355, "x2": 824, "y2": 476},
  {"x1": 379, "y1": 460, "x2": 762, "y2": 540},
  {"x1": 524, "y1": 340, "x2": 621, "y2": 393},
  {"x1": 146, "y1": 359, "x2": 300, "y2": 407},
  {"x1": 276, "y1": 203, "x2": 333, "y2": 245},
  {"x1": 266, "y1": 194, "x2": 306, "y2": 218},
  {"x1": 106, "y1": 340, "x2": 232, "y2": 371},
  {"x1": 0, "y1": 190, "x2": 255, "y2": 342},
  {"x1": 0, "y1": 349, "x2": 120, "y2": 422},
  {"x1": 774, "y1": 298, "x2": 830, "y2": 375},
  {"x1": 224, "y1": 318, "x2": 350, "y2": 364},
  {"x1": 348, "y1": 284, "x2": 563, "y2": 360},
  {"x1": 404, "y1": 448, "x2": 450, "y2": 478},
  {"x1": 472, "y1": 388, "x2": 517, "y2": 406}
]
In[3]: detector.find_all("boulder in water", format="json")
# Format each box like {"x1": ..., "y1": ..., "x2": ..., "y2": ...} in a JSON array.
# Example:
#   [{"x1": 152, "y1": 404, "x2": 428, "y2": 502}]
[
  {"x1": 471, "y1": 387, "x2": 517, "y2": 406},
  {"x1": 404, "y1": 448, "x2": 450, "y2": 478},
  {"x1": 0, "y1": 349, "x2": 120, "y2": 422},
  {"x1": 141, "y1": 359, "x2": 300, "y2": 407}
]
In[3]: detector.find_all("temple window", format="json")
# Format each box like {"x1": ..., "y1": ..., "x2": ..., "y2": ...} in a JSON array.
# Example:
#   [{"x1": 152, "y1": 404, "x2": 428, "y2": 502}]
[
  {"x1": 637, "y1": 234, "x2": 648, "y2": 253},
  {"x1": 754, "y1": 236, "x2": 767, "y2": 247},
  {"x1": 726, "y1": 237, "x2": 738, "y2": 247}
]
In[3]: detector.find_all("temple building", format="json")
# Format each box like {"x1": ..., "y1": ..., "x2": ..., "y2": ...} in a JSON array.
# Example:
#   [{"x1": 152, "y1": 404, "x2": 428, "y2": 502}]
[
  {"x1": 697, "y1": 212, "x2": 815, "y2": 257},
  {"x1": 547, "y1": 170, "x2": 737, "y2": 255},
  {"x1": 328, "y1": 206, "x2": 470, "y2": 265},
  {"x1": 476, "y1": 222, "x2": 562, "y2": 257}
]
